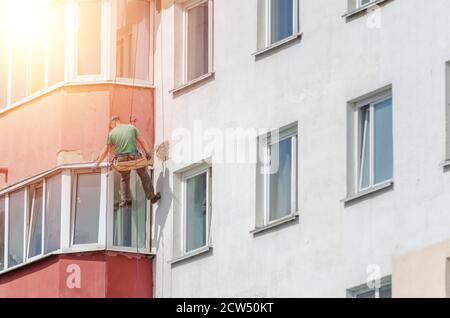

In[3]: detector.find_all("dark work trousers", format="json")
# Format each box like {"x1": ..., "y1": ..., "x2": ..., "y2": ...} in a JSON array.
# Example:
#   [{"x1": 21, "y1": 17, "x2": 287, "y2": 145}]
[
  {"x1": 118, "y1": 167, "x2": 154, "y2": 246},
  {"x1": 119, "y1": 167, "x2": 156, "y2": 204}
]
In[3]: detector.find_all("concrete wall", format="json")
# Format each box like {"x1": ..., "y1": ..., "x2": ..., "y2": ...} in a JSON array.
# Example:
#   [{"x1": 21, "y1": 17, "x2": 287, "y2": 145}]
[{"x1": 152, "y1": 0, "x2": 450, "y2": 297}]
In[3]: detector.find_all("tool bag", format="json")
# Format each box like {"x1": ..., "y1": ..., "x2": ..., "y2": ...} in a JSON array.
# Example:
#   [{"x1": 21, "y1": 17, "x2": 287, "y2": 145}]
[{"x1": 112, "y1": 152, "x2": 153, "y2": 172}]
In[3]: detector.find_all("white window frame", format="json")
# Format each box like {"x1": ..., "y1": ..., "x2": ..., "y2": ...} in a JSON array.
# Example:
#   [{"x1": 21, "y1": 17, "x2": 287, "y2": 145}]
[
  {"x1": 5, "y1": 188, "x2": 28, "y2": 271},
  {"x1": 26, "y1": 183, "x2": 45, "y2": 263},
  {"x1": 0, "y1": 196, "x2": 5, "y2": 271},
  {"x1": 261, "y1": 123, "x2": 298, "y2": 226},
  {"x1": 70, "y1": 169, "x2": 105, "y2": 251},
  {"x1": 1, "y1": 3, "x2": 65, "y2": 110},
  {"x1": 106, "y1": 169, "x2": 152, "y2": 254},
  {"x1": 354, "y1": 93, "x2": 393, "y2": 193},
  {"x1": 263, "y1": 0, "x2": 300, "y2": 48},
  {"x1": 357, "y1": 0, "x2": 377, "y2": 8},
  {"x1": 112, "y1": 0, "x2": 155, "y2": 86},
  {"x1": 181, "y1": 165, "x2": 212, "y2": 256},
  {"x1": 181, "y1": 0, "x2": 214, "y2": 85}
]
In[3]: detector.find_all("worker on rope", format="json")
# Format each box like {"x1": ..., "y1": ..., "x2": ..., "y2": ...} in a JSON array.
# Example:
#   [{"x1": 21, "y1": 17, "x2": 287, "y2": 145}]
[{"x1": 95, "y1": 116, "x2": 161, "y2": 207}]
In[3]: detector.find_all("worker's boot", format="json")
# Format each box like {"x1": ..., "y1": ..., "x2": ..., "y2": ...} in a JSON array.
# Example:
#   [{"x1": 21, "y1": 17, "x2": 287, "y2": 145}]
[{"x1": 150, "y1": 193, "x2": 161, "y2": 204}]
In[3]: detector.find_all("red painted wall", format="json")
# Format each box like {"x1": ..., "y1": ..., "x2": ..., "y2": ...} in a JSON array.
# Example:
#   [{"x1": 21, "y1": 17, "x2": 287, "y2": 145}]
[
  {"x1": 0, "y1": 84, "x2": 154, "y2": 189},
  {"x1": 0, "y1": 251, "x2": 153, "y2": 298},
  {"x1": 0, "y1": 84, "x2": 155, "y2": 297}
]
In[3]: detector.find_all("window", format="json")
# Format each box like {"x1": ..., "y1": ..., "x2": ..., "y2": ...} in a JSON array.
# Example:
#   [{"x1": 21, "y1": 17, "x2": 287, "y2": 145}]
[
  {"x1": 257, "y1": 123, "x2": 298, "y2": 227},
  {"x1": 116, "y1": 0, "x2": 151, "y2": 81},
  {"x1": 27, "y1": 185, "x2": 43, "y2": 259},
  {"x1": 113, "y1": 171, "x2": 147, "y2": 249},
  {"x1": 44, "y1": 174, "x2": 61, "y2": 254},
  {"x1": 0, "y1": 166, "x2": 153, "y2": 274},
  {"x1": 186, "y1": 0, "x2": 210, "y2": 82},
  {"x1": 346, "y1": 0, "x2": 392, "y2": 15},
  {"x1": 11, "y1": 43, "x2": 27, "y2": 104},
  {"x1": 178, "y1": 0, "x2": 213, "y2": 85},
  {"x1": 357, "y1": 0, "x2": 377, "y2": 8},
  {"x1": 348, "y1": 276, "x2": 392, "y2": 298},
  {"x1": 0, "y1": 2, "x2": 66, "y2": 109},
  {"x1": 347, "y1": 0, "x2": 378, "y2": 11},
  {"x1": 346, "y1": 87, "x2": 393, "y2": 199},
  {"x1": 357, "y1": 96, "x2": 393, "y2": 191},
  {"x1": 182, "y1": 167, "x2": 211, "y2": 253},
  {"x1": 47, "y1": 3, "x2": 66, "y2": 86},
  {"x1": 0, "y1": 31, "x2": 7, "y2": 109},
  {"x1": 1, "y1": 0, "x2": 157, "y2": 109},
  {"x1": 72, "y1": 172, "x2": 101, "y2": 245},
  {"x1": 30, "y1": 35, "x2": 46, "y2": 95},
  {"x1": 77, "y1": 0, "x2": 102, "y2": 76},
  {"x1": 8, "y1": 190, "x2": 25, "y2": 268},
  {"x1": 445, "y1": 61, "x2": 450, "y2": 161},
  {"x1": 0, "y1": 197, "x2": 5, "y2": 271},
  {"x1": 270, "y1": 0, "x2": 294, "y2": 44},
  {"x1": 257, "y1": 0, "x2": 300, "y2": 51}
]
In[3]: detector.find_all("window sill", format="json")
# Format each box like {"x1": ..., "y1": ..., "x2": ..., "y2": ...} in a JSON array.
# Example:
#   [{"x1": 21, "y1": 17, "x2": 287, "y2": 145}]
[
  {"x1": 170, "y1": 72, "x2": 215, "y2": 94},
  {"x1": 252, "y1": 32, "x2": 303, "y2": 58},
  {"x1": 342, "y1": 180, "x2": 394, "y2": 204},
  {"x1": 250, "y1": 213, "x2": 299, "y2": 235},
  {"x1": 342, "y1": 0, "x2": 391, "y2": 19},
  {"x1": 169, "y1": 245, "x2": 213, "y2": 265},
  {"x1": 441, "y1": 159, "x2": 450, "y2": 168}
]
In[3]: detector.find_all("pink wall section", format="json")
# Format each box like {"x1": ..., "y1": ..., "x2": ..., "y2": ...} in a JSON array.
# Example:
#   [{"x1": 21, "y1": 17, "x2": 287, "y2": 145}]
[
  {"x1": 0, "y1": 84, "x2": 154, "y2": 189},
  {"x1": 0, "y1": 251, "x2": 153, "y2": 298}
]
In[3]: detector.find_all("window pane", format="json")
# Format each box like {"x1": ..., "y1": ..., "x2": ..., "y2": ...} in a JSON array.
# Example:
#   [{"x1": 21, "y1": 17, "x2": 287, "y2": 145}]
[
  {"x1": 374, "y1": 98, "x2": 393, "y2": 184},
  {"x1": 0, "y1": 197, "x2": 5, "y2": 271},
  {"x1": 73, "y1": 173, "x2": 101, "y2": 245},
  {"x1": 11, "y1": 43, "x2": 27, "y2": 104},
  {"x1": 271, "y1": 0, "x2": 294, "y2": 44},
  {"x1": 360, "y1": 106, "x2": 371, "y2": 190},
  {"x1": 45, "y1": 174, "x2": 61, "y2": 254},
  {"x1": 379, "y1": 284, "x2": 392, "y2": 298},
  {"x1": 113, "y1": 171, "x2": 147, "y2": 248},
  {"x1": 28, "y1": 187, "x2": 43, "y2": 259},
  {"x1": 8, "y1": 190, "x2": 25, "y2": 268},
  {"x1": 77, "y1": 0, "x2": 101, "y2": 76},
  {"x1": 187, "y1": 2, "x2": 209, "y2": 82},
  {"x1": 48, "y1": 3, "x2": 65, "y2": 86},
  {"x1": 186, "y1": 172, "x2": 207, "y2": 252},
  {"x1": 269, "y1": 138, "x2": 293, "y2": 221},
  {"x1": 30, "y1": 36, "x2": 45, "y2": 94},
  {"x1": 116, "y1": 0, "x2": 150, "y2": 80},
  {"x1": 0, "y1": 31, "x2": 7, "y2": 109}
]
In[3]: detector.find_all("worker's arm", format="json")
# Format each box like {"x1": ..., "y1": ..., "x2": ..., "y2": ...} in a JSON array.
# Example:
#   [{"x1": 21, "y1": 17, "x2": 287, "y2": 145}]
[
  {"x1": 136, "y1": 135, "x2": 151, "y2": 158},
  {"x1": 94, "y1": 145, "x2": 112, "y2": 168}
]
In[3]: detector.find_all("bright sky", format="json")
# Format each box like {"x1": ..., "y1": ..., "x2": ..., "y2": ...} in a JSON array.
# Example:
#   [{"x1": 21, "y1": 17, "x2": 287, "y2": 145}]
[{"x1": 0, "y1": 0, "x2": 52, "y2": 42}]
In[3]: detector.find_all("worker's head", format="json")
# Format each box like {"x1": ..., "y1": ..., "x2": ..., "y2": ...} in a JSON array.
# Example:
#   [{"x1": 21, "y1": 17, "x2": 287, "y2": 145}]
[{"x1": 110, "y1": 116, "x2": 121, "y2": 129}]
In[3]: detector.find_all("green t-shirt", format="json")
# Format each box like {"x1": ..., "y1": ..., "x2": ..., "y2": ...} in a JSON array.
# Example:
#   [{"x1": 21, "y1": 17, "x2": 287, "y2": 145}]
[{"x1": 107, "y1": 124, "x2": 140, "y2": 154}]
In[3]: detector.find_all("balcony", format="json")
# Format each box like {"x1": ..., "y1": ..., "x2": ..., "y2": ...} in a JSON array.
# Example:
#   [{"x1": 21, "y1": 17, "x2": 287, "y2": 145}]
[{"x1": 0, "y1": 161, "x2": 153, "y2": 276}]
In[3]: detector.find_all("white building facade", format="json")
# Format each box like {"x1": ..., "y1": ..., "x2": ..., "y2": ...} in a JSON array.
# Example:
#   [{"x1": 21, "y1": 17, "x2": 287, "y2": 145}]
[{"x1": 151, "y1": 0, "x2": 450, "y2": 297}]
